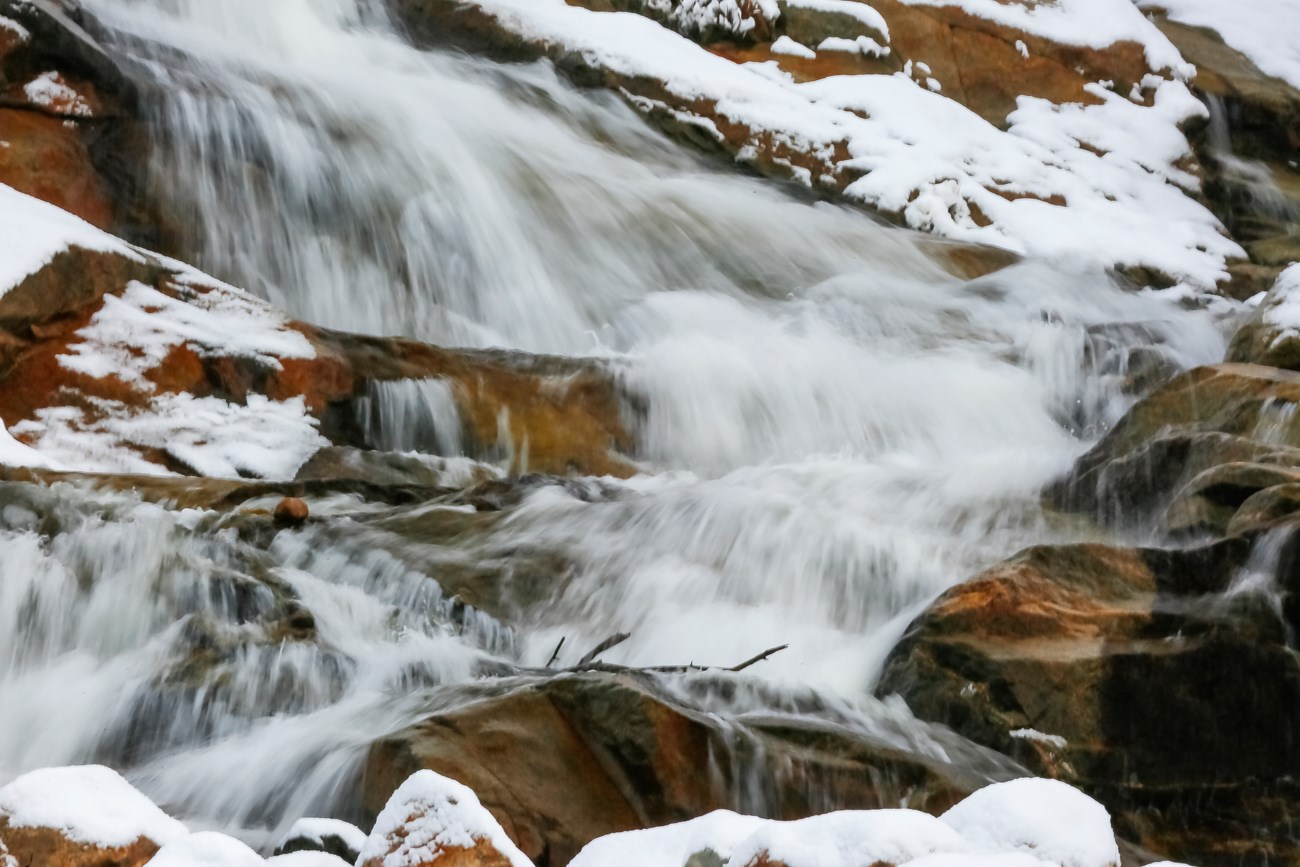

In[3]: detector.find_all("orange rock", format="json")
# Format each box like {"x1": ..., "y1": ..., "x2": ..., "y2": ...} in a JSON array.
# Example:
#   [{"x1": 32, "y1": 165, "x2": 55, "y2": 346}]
[
  {"x1": 274, "y1": 497, "x2": 310, "y2": 526},
  {"x1": 0, "y1": 108, "x2": 113, "y2": 228}
]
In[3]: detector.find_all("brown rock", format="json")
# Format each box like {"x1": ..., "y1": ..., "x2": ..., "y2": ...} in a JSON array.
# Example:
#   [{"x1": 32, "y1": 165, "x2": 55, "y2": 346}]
[
  {"x1": 362, "y1": 673, "x2": 996, "y2": 866},
  {"x1": 274, "y1": 496, "x2": 310, "y2": 526},
  {"x1": 0, "y1": 108, "x2": 114, "y2": 227},
  {"x1": 877, "y1": 538, "x2": 1300, "y2": 866},
  {"x1": 0, "y1": 821, "x2": 160, "y2": 867}
]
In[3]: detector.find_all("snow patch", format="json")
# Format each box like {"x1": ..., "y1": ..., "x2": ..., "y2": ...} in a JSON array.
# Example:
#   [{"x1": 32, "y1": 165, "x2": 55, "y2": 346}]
[
  {"x1": 771, "y1": 35, "x2": 816, "y2": 59},
  {"x1": 358, "y1": 770, "x2": 533, "y2": 867},
  {"x1": 59, "y1": 280, "x2": 315, "y2": 388},
  {"x1": 1010, "y1": 728, "x2": 1068, "y2": 748},
  {"x1": 1258, "y1": 263, "x2": 1300, "y2": 346},
  {"x1": 22, "y1": 71, "x2": 93, "y2": 117},
  {"x1": 0, "y1": 765, "x2": 188, "y2": 849},
  {"x1": 783, "y1": 0, "x2": 890, "y2": 40},
  {"x1": 0, "y1": 15, "x2": 29, "y2": 41},
  {"x1": 645, "y1": 0, "x2": 779, "y2": 37}
]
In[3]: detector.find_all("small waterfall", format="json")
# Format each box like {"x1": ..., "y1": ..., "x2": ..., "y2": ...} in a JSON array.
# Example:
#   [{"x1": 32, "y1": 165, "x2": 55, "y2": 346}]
[
  {"x1": 355, "y1": 379, "x2": 464, "y2": 457},
  {"x1": 1202, "y1": 93, "x2": 1298, "y2": 228}
]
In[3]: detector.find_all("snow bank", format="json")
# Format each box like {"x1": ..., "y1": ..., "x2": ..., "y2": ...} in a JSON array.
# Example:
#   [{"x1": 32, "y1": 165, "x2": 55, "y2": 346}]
[
  {"x1": 357, "y1": 770, "x2": 533, "y2": 867},
  {"x1": 147, "y1": 831, "x2": 266, "y2": 867},
  {"x1": 0, "y1": 184, "x2": 137, "y2": 295},
  {"x1": 1137, "y1": 0, "x2": 1300, "y2": 89},
  {"x1": 0, "y1": 765, "x2": 187, "y2": 849},
  {"x1": 941, "y1": 778, "x2": 1121, "y2": 867}
]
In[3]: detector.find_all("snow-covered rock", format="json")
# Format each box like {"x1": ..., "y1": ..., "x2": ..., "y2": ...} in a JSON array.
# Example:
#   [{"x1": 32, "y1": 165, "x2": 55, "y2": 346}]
[
  {"x1": 146, "y1": 832, "x2": 266, "y2": 867},
  {"x1": 940, "y1": 778, "x2": 1121, "y2": 867},
  {"x1": 1228, "y1": 263, "x2": 1300, "y2": 369},
  {"x1": 0, "y1": 765, "x2": 187, "y2": 867},
  {"x1": 274, "y1": 818, "x2": 367, "y2": 863},
  {"x1": 357, "y1": 771, "x2": 534, "y2": 867}
]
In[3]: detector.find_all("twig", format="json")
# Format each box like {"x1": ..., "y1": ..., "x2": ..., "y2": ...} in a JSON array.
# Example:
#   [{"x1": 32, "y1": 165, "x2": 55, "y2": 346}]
[
  {"x1": 577, "y1": 631, "x2": 631, "y2": 666},
  {"x1": 728, "y1": 644, "x2": 789, "y2": 672},
  {"x1": 545, "y1": 636, "x2": 566, "y2": 668}
]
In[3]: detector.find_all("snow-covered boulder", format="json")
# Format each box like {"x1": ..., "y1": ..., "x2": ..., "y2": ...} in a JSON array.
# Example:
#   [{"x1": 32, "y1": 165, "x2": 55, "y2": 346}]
[
  {"x1": 1228, "y1": 263, "x2": 1300, "y2": 369},
  {"x1": 274, "y1": 818, "x2": 366, "y2": 863},
  {"x1": 0, "y1": 765, "x2": 187, "y2": 867},
  {"x1": 357, "y1": 771, "x2": 534, "y2": 867},
  {"x1": 145, "y1": 831, "x2": 265, "y2": 867},
  {"x1": 568, "y1": 811, "x2": 766, "y2": 867},
  {"x1": 940, "y1": 778, "x2": 1121, "y2": 867},
  {"x1": 728, "y1": 810, "x2": 969, "y2": 867}
]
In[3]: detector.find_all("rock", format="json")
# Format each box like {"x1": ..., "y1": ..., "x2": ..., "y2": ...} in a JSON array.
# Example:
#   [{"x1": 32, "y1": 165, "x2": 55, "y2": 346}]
[
  {"x1": 274, "y1": 817, "x2": 367, "y2": 863},
  {"x1": 362, "y1": 672, "x2": 1006, "y2": 866},
  {"x1": 0, "y1": 190, "x2": 634, "y2": 479},
  {"x1": 274, "y1": 496, "x2": 310, "y2": 526},
  {"x1": 357, "y1": 770, "x2": 533, "y2": 867},
  {"x1": 0, "y1": 765, "x2": 188, "y2": 867},
  {"x1": 1227, "y1": 264, "x2": 1300, "y2": 369},
  {"x1": 876, "y1": 539, "x2": 1300, "y2": 866},
  {"x1": 1227, "y1": 481, "x2": 1300, "y2": 535},
  {"x1": 1163, "y1": 461, "x2": 1300, "y2": 537},
  {"x1": 1051, "y1": 363, "x2": 1300, "y2": 527}
]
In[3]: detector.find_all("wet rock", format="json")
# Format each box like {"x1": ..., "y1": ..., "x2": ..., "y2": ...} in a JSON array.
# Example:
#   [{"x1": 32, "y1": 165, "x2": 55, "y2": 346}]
[
  {"x1": 1051, "y1": 363, "x2": 1300, "y2": 527},
  {"x1": 274, "y1": 496, "x2": 310, "y2": 526},
  {"x1": 876, "y1": 539, "x2": 1300, "y2": 866},
  {"x1": 1164, "y1": 461, "x2": 1300, "y2": 537},
  {"x1": 362, "y1": 672, "x2": 1000, "y2": 866},
  {"x1": 0, "y1": 765, "x2": 188, "y2": 867},
  {"x1": 1228, "y1": 481, "x2": 1300, "y2": 535}
]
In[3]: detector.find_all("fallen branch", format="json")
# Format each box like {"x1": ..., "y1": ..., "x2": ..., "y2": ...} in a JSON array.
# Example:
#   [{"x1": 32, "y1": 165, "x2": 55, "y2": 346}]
[
  {"x1": 728, "y1": 644, "x2": 790, "y2": 672},
  {"x1": 577, "y1": 631, "x2": 631, "y2": 666},
  {"x1": 545, "y1": 636, "x2": 565, "y2": 668}
]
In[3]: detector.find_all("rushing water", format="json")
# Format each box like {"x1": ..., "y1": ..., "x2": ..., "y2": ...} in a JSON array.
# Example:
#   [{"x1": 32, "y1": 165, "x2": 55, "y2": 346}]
[{"x1": 3, "y1": 0, "x2": 1234, "y2": 848}]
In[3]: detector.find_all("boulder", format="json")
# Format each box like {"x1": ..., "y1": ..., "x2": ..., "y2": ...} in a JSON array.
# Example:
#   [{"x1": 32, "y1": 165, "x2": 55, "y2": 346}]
[
  {"x1": 362, "y1": 672, "x2": 1005, "y2": 866},
  {"x1": 1163, "y1": 461, "x2": 1300, "y2": 537},
  {"x1": 876, "y1": 539, "x2": 1300, "y2": 866},
  {"x1": 0, "y1": 765, "x2": 187, "y2": 867},
  {"x1": 358, "y1": 770, "x2": 533, "y2": 867},
  {"x1": 1052, "y1": 363, "x2": 1300, "y2": 528}
]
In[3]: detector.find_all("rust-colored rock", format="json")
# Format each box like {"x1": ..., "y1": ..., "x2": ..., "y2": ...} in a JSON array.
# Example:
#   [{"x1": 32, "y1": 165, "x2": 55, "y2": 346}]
[
  {"x1": 0, "y1": 108, "x2": 114, "y2": 227},
  {"x1": 274, "y1": 496, "x2": 310, "y2": 526},
  {"x1": 0, "y1": 821, "x2": 160, "y2": 867}
]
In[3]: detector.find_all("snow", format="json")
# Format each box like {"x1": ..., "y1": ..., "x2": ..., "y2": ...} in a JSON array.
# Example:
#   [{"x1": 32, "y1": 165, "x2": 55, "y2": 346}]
[
  {"x1": 357, "y1": 771, "x2": 533, "y2": 867},
  {"x1": 454, "y1": 0, "x2": 1242, "y2": 289},
  {"x1": 570, "y1": 811, "x2": 766, "y2": 867},
  {"x1": 941, "y1": 778, "x2": 1121, "y2": 867},
  {"x1": 1257, "y1": 263, "x2": 1300, "y2": 345},
  {"x1": 147, "y1": 832, "x2": 266, "y2": 867},
  {"x1": 277, "y1": 818, "x2": 367, "y2": 855},
  {"x1": 645, "y1": 0, "x2": 778, "y2": 37},
  {"x1": 267, "y1": 854, "x2": 353, "y2": 867},
  {"x1": 728, "y1": 810, "x2": 971, "y2": 867},
  {"x1": 0, "y1": 420, "x2": 60, "y2": 470},
  {"x1": 0, "y1": 765, "x2": 188, "y2": 849},
  {"x1": 0, "y1": 15, "x2": 29, "y2": 41},
  {"x1": 1137, "y1": 0, "x2": 1300, "y2": 89},
  {"x1": 771, "y1": 35, "x2": 816, "y2": 59},
  {"x1": 22, "y1": 71, "x2": 94, "y2": 117},
  {"x1": 0, "y1": 183, "x2": 137, "y2": 295},
  {"x1": 818, "y1": 35, "x2": 889, "y2": 58},
  {"x1": 784, "y1": 0, "x2": 890, "y2": 39},
  {"x1": 59, "y1": 280, "x2": 315, "y2": 387},
  {"x1": 1009, "y1": 728, "x2": 1068, "y2": 749},
  {"x1": 12, "y1": 392, "x2": 329, "y2": 480}
]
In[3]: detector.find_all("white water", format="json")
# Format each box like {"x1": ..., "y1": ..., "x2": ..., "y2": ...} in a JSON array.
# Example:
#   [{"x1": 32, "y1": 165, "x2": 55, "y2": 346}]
[{"x1": 4, "y1": 0, "x2": 1232, "y2": 846}]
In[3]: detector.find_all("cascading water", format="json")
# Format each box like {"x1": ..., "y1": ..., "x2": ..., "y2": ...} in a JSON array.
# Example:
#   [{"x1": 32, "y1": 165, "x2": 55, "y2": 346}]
[{"x1": 2, "y1": 0, "x2": 1236, "y2": 849}]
